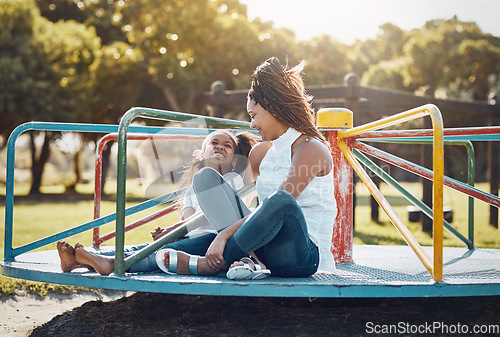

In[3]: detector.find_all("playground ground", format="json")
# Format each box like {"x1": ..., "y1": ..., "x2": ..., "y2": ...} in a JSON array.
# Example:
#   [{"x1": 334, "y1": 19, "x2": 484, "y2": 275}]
[{"x1": 1, "y1": 291, "x2": 497, "y2": 336}]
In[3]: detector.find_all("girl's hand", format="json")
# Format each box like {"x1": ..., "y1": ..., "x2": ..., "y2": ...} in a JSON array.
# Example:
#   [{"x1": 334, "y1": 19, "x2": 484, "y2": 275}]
[
  {"x1": 151, "y1": 226, "x2": 169, "y2": 241},
  {"x1": 151, "y1": 220, "x2": 186, "y2": 241},
  {"x1": 205, "y1": 233, "x2": 229, "y2": 271}
]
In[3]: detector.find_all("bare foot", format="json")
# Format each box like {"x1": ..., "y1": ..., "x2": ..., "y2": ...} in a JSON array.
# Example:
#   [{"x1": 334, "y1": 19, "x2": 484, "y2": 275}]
[
  {"x1": 160, "y1": 250, "x2": 218, "y2": 276},
  {"x1": 57, "y1": 240, "x2": 91, "y2": 272},
  {"x1": 75, "y1": 243, "x2": 115, "y2": 275}
]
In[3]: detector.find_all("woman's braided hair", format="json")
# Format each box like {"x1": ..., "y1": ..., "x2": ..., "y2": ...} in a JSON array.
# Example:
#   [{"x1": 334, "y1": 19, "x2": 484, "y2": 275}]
[{"x1": 248, "y1": 57, "x2": 328, "y2": 146}]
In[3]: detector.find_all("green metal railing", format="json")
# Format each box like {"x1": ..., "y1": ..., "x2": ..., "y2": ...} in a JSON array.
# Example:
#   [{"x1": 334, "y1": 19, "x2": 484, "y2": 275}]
[
  {"x1": 360, "y1": 139, "x2": 475, "y2": 248},
  {"x1": 113, "y1": 107, "x2": 251, "y2": 275}
]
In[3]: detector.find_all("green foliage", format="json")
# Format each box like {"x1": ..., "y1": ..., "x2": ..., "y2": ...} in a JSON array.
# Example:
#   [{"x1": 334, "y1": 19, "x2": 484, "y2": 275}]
[
  {"x1": 404, "y1": 17, "x2": 499, "y2": 99},
  {"x1": 360, "y1": 58, "x2": 407, "y2": 91},
  {"x1": 0, "y1": 0, "x2": 101, "y2": 137},
  {"x1": 298, "y1": 35, "x2": 349, "y2": 85},
  {"x1": 0, "y1": 275, "x2": 94, "y2": 297},
  {"x1": 359, "y1": 16, "x2": 500, "y2": 100},
  {"x1": 88, "y1": 41, "x2": 145, "y2": 125}
]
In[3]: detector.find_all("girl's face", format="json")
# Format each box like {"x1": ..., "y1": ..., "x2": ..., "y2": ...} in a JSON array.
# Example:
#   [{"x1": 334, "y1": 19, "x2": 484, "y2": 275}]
[
  {"x1": 247, "y1": 98, "x2": 287, "y2": 141},
  {"x1": 201, "y1": 132, "x2": 237, "y2": 173}
]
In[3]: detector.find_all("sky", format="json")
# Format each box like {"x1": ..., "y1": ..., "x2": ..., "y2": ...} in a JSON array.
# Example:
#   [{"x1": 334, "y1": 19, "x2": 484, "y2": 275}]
[{"x1": 239, "y1": 0, "x2": 500, "y2": 44}]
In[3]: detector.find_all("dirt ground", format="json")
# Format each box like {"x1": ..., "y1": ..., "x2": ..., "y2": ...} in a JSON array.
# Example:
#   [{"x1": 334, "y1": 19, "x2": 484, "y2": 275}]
[
  {"x1": 21, "y1": 292, "x2": 500, "y2": 336},
  {"x1": 0, "y1": 291, "x2": 129, "y2": 336}
]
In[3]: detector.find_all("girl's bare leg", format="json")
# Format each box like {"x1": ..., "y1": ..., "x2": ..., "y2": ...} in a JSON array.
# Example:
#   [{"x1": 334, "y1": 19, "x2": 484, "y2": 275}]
[
  {"x1": 74, "y1": 243, "x2": 115, "y2": 275},
  {"x1": 57, "y1": 240, "x2": 91, "y2": 272}
]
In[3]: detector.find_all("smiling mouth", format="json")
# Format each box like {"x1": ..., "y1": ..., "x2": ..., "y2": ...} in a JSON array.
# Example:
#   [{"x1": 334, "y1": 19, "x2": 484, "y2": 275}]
[{"x1": 211, "y1": 153, "x2": 225, "y2": 159}]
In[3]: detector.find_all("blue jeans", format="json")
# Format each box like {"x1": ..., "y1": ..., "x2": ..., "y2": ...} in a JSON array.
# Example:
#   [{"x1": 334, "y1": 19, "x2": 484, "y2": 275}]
[
  {"x1": 222, "y1": 190, "x2": 319, "y2": 277},
  {"x1": 194, "y1": 167, "x2": 318, "y2": 277},
  {"x1": 100, "y1": 167, "x2": 319, "y2": 277},
  {"x1": 95, "y1": 233, "x2": 219, "y2": 273}
]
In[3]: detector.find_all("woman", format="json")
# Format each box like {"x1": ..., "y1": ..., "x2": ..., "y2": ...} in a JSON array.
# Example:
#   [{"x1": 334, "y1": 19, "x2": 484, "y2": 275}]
[
  {"x1": 157, "y1": 57, "x2": 337, "y2": 279},
  {"x1": 57, "y1": 130, "x2": 258, "y2": 275}
]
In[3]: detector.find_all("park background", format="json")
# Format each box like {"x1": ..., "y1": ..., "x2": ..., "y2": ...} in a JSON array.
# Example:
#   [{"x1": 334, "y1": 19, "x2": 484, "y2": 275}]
[{"x1": 1, "y1": 0, "x2": 500, "y2": 295}]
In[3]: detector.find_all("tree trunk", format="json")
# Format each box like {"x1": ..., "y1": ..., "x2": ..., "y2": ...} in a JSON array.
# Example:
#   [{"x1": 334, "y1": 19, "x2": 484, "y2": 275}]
[
  {"x1": 29, "y1": 132, "x2": 52, "y2": 195},
  {"x1": 100, "y1": 141, "x2": 113, "y2": 196},
  {"x1": 66, "y1": 150, "x2": 81, "y2": 192}
]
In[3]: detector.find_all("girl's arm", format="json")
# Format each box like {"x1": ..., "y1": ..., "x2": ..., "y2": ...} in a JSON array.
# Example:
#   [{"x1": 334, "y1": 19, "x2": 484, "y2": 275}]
[{"x1": 181, "y1": 207, "x2": 196, "y2": 220}]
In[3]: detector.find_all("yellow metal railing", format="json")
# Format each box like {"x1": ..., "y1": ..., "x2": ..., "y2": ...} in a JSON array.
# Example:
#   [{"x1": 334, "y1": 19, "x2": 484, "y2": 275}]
[{"x1": 337, "y1": 104, "x2": 444, "y2": 282}]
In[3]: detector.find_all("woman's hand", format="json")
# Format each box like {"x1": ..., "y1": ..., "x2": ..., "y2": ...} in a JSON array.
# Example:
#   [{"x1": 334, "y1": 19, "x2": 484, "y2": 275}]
[
  {"x1": 205, "y1": 233, "x2": 229, "y2": 271},
  {"x1": 204, "y1": 216, "x2": 248, "y2": 271}
]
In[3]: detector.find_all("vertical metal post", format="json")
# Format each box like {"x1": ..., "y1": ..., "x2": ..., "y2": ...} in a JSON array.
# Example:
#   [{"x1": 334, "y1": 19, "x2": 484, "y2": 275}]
[
  {"x1": 317, "y1": 108, "x2": 354, "y2": 264},
  {"x1": 464, "y1": 141, "x2": 475, "y2": 246},
  {"x1": 114, "y1": 111, "x2": 138, "y2": 276},
  {"x1": 488, "y1": 93, "x2": 499, "y2": 228}
]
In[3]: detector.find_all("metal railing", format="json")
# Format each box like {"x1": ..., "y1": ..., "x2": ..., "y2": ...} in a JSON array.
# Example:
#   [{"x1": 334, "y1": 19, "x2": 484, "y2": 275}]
[{"x1": 335, "y1": 104, "x2": 445, "y2": 281}]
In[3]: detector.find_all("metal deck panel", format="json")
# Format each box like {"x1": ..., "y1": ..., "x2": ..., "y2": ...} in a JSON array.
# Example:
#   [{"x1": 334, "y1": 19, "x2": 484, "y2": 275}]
[{"x1": 2, "y1": 245, "x2": 499, "y2": 298}]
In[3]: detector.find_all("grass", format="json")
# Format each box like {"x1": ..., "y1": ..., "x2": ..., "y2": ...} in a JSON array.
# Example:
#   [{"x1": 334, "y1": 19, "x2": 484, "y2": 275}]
[
  {"x1": 1, "y1": 181, "x2": 499, "y2": 296},
  {"x1": 0, "y1": 180, "x2": 180, "y2": 296},
  {"x1": 354, "y1": 182, "x2": 500, "y2": 248}
]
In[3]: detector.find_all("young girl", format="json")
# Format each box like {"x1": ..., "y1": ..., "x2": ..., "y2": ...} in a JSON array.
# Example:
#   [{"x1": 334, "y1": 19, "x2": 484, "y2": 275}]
[
  {"x1": 151, "y1": 130, "x2": 257, "y2": 240},
  {"x1": 156, "y1": 57, "x2": 337, "y2": 279},
  {"x1": 57, "y1": 130, "x2": 259, "y2": 275}
]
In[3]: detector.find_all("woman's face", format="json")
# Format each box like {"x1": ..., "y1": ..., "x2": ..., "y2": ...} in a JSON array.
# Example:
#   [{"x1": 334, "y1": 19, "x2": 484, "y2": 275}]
[
  {"x1": 201, "y1": 132, "x2": 237, "y2": 173},
  {"x1": 247, "y1": 98, "x2": 287, "y2": 141}
]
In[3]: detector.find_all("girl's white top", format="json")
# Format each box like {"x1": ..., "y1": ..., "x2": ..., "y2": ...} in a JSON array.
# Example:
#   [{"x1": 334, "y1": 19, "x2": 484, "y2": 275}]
[
  {"x1": 256, "y1": 128, "x2": 337, "y2": 272},
  {"x1": 183, "y1": 171, "x2": 244, "y2": 238}
]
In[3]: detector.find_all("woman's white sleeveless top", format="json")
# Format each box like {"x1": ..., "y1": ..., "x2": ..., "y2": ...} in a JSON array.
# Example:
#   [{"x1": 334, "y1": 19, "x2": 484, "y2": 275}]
[{"x1": 256, "y1": 128, "x2": 337, "y2": 273}]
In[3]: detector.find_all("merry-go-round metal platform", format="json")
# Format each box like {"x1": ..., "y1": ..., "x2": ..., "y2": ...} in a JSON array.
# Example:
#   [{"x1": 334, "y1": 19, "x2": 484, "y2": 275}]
[{"x1": 2, "y1": 244, "x2": 499, "y2": 298}]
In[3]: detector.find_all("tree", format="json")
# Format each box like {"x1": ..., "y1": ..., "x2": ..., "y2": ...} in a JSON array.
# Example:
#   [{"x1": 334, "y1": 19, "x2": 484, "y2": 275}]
[
  {"x1": 348, "y1": 24, "x2": 407, "y2": 76},
  {"x1": 401, "y1": 17, "x2": 499, "y2": 99},
  {"x1": 297, "y1": 35, "x2": 349, "y2": 85},
  {"x1": 361, "y1": 58, "x2": 407, "y2": 91},
  {"x1": 0, "y1": 0, "x2": 100, "y2": 194},
  {"x1": 449, "y1": 39, "x2": 500, "y2": 100},
  {"x1": 358, "y1": 17, "x2": 500, "y2": 100}
]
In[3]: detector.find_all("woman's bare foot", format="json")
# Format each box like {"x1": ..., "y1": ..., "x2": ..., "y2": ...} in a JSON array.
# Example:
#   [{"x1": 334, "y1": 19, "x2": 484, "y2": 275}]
[
  {"x1": 160, "y1": 250, "x2": 219, "y2": 276},
  {"x1": 57, "y1": 240, "x2": 91, "y2": 272},
  {"x1": 74, "y1": 243, "x2": 115, "y2": 275}
]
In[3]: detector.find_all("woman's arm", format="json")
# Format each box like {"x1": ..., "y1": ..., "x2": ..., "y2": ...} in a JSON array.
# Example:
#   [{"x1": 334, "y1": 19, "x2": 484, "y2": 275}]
[
  {"x1": 204, "y1": 215, "x2": 249, "y2": 269},
  {"x1": 279, "y1": 137, "x2": 333, "y2": 198},
  {"x1": 248, "y1": 141, "x2": 272, "y2": 180}
]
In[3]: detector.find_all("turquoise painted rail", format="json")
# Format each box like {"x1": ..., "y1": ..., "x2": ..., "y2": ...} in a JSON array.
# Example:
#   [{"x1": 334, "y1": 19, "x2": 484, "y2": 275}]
[{"x1": 3, "y1": 114, "x2": 248, "y2": 262}]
